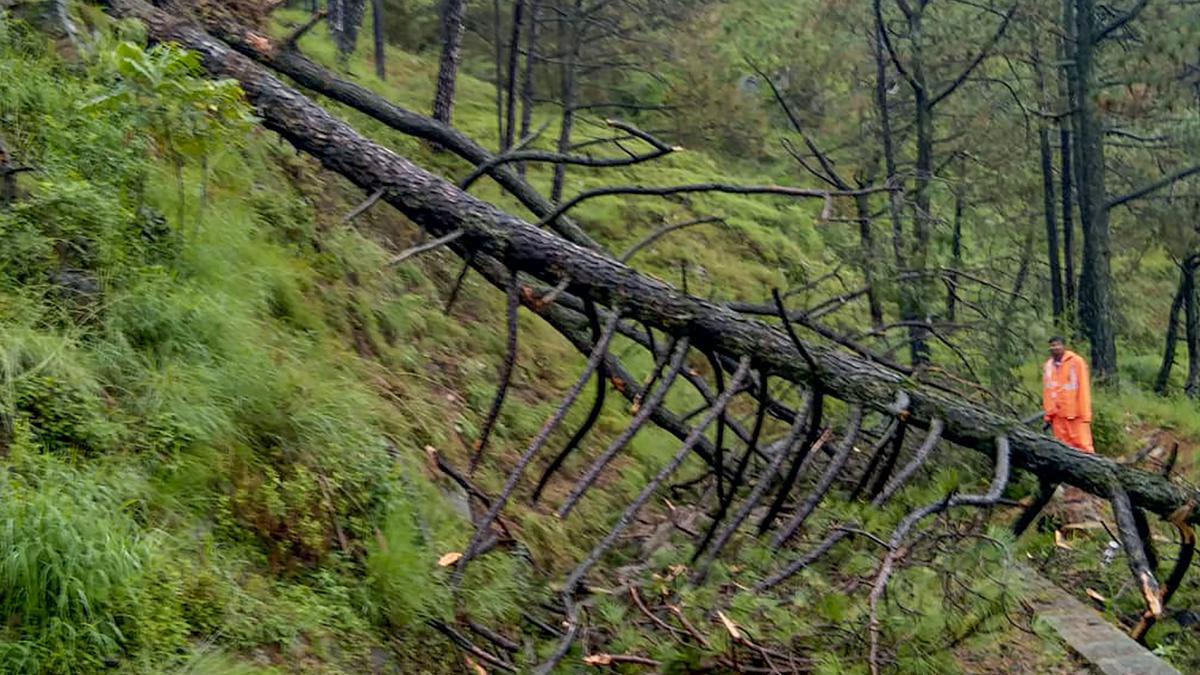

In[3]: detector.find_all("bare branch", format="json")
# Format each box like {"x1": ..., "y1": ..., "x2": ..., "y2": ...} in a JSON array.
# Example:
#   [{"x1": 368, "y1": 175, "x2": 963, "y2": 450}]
[
  {"x1": 283, "y1": 10, "x2": 328, "y2": 50},
  {"x1": 539, "y1": 183, "x2": 890, "y2": 229},
  {"x1": 459, "y1": 121, "x2": 674, "y2": 191},
  {"x1": 386, "y1": 230, "x2": 464, "y2": 266},
  {"x1": 557, "y1": 338, "x2": 690, "y2": 518},
  {"x1": 929, "y1": 3, "x2": 1017, "y2": 108},
  {"x1": 1095, "y1": 0, "x2": 1150, "y2": 42},
  {"x1": 619, "y1": 217, "x2": 724, "y2": 263},
  {"x1": 341, "y1": 188, "x2": 385, "y2": 223},
  {"x1": 868, "y1": 435, "x2": 1011, "y2": 675},
  {"x1": 531, "y1": 299, "x2": 611, "y2": 503},
  {"x1": 454, "y1": 308, "x2": 623, "y2": 586},
  {"x1": 537, "y1": 358, "x2": 752, "y2": 674},
  {"x1": 1105, "y1": 162, "x2": 1200, "y2": 211}
]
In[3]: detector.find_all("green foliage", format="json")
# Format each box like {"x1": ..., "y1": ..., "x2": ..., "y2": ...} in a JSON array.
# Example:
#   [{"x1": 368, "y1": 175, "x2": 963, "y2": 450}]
[{"x1": 0, "y1": 456, "x2": 156, "y2": 673}]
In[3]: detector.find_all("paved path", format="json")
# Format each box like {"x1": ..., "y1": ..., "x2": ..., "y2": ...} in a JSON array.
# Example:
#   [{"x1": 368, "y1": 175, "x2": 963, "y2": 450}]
[{"x1": 1023, "y1": 568, "x2": 1181, "y2": 675}]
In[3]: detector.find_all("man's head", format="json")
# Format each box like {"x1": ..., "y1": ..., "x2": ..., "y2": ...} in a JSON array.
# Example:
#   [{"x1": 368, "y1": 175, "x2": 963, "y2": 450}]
[{"x1": 1048, "y1": 336, "x2": 1066, "y2": 361}]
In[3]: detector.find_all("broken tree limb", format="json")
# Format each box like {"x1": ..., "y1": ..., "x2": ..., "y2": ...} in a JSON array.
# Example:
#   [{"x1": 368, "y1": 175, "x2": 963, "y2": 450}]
[
  {"x1": 453, "y1": 308, "x2": 622, "y2": 586},
  {"x1": 106, "y1": 0, "x2": 1200, "y2": 528},
  {"x1": 539, "y1": 358, "x2": 751, "y2": 674},
  {"x1": 771, "y1": 409, "x2": 865, "y2": 548},
  {"x1": 469, "y1": 270, "x2": 520, "y2": 473},
  {"x1": 1110, "y1": 484, "x2": 1164, "y2": 618},
  {"x1": 867, "y1": 435, "x2": 1012, "y2": 675},
  {"x1": 530, "y1": 299, "x2": 610, "y2": 504},
  {"x1": 557, "y1": 338, "x2": 690, "y2": 519},
  {"x1": 189, "y1": 7, "x2": 602, "y2": 251}
]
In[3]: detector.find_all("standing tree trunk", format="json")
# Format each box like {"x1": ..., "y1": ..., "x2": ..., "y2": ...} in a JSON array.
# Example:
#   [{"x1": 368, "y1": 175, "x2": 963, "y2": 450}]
[
  {"x1": 503, "y1": 0, "x2": 526, "y2": 151},
  {"x1": 1041, "y1": 126, "x2": 1063, "y2": 321},
  {"x1": 1072, "y1": 0, "x2": 1119, "y2": 381},
  {"x1": 550, "y1": 0, "x2": 582, "y2": 204},
  {"x1": 873, "y1": 17, "x2": 905, "y2": 329},
  {"x1": 328, "y1": 0, "x2": 366, "y2": 63},
  {"x1": 905, "y1": 6, "x2": 934, "y2": 366},
  {"x1": 1185, "y1": 259, "x2": 1200, "y2": 397},
  {"x1": 432, "y1": 0, "x2": 468, "y2": 125},
  {"x1": 517, "y1": 2, "x2": 540, "y2": 177},
  {"x1": 371, "y1": 0, "x2": 386, "y2": 80},
  {"x1": 1154, "y1": 261, "x2": 1190, "y2": 395},
  {"x1": 947, "y1": 176, "x2": 964, "y2": 322},
  {"x1": 1061, "y1": 127, "x2": 1076, "y2": 320},
  {"x1": 493, "y1": 0, "x2": 506, "y2": 147}
]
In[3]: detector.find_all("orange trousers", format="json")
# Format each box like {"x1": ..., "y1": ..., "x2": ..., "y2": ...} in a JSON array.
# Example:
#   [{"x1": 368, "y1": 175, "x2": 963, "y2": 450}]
[{"x1": 1050, "y1": 416, "x2": 1094, "y2": 453}]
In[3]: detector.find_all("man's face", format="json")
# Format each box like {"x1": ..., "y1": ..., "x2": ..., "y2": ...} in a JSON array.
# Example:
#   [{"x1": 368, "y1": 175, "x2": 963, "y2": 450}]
[{"x1": 1049, "y1": 340, "x2": 1066, "y2": 360}]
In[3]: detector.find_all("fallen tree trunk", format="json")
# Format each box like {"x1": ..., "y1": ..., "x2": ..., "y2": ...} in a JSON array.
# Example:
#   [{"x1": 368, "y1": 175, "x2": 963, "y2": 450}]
[
  {"x1": 104, "y1": 0, "x2": 1200, "y2": 524},
  {"x1": 193, "y1": 8, "x2": 602, "y2": 252}
]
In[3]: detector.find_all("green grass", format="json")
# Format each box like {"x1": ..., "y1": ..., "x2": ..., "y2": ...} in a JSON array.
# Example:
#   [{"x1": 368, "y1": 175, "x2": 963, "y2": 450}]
[{"x1": 1, "y1": 5, "x2": 1159, "y2": 673}]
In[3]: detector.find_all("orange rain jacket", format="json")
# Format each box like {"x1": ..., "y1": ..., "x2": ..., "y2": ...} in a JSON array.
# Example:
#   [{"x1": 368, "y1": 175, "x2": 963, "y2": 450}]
[{"x1": 1042, "y1": 350, "x2": 1094, "y2": 453}]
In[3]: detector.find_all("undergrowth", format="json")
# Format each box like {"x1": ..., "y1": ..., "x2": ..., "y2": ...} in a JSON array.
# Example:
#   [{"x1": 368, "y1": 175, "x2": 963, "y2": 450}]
[{"x1": 3, "y1": 3, "x2": 1185, "y2": 673}]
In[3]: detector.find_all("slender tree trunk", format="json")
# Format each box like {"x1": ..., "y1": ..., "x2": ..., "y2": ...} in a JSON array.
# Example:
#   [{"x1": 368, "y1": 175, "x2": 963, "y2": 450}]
[
  {"x1": 551, "y1": 0, "x2": 582, "y2": 204},
  {"x1": 1073, "y1": 0, "x2": 1119, "y2": 381},
  {"x1": 371, "y1": 0, "x2": 386, "y2": 80},
  {"x1": 503, "y1": 0, "x2": 526, "y2": 151},
  {"x1": 1185, "y1": 260, "x2": 1200, "y2": 398},
  {"x1": 518, "y1": 2, "x2": 540, "y2": 177},
  {"x1": 493, "y1": 0, "x2": 506, "y2": 146},
  {"x1": 872, "y1": 16, "x2": 904, "y2": 328},
  {"x1": 856, "y1": 189, "x2": 885, "y2": 328},
  {"x1": 907, "y1": 7, "x2": 933, "y2": 366},
  {"x1": 947, "y1": 179, "x2": 964, "y2": 322},
  {"x1": 1155, "y1": 263, "x2": 1188, "y2": 395},
  {"x1": 1041, "y1": 126, "x2": 1063, "y2": 320},
  {"x1": 1061, "y1": 128, "x2": 1076, "y2": 319},
  {"x1": 432, "y1": 0, "x2": 468, "y2": 125}
]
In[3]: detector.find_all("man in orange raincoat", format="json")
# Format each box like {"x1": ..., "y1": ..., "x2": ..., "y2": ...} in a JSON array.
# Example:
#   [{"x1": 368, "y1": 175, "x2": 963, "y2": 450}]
[{"x1": 1042, "y1": 336, "x2": 1094, "y2": 453}]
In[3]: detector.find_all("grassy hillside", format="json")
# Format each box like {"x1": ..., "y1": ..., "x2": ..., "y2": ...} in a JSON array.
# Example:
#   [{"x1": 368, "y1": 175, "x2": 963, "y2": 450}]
[{"x1": 1, "y1": 3, "x2": 1196, "y2": 673}]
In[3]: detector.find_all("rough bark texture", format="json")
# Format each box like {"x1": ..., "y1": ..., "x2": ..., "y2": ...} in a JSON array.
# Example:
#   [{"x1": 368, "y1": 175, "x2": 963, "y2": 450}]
[
  {"x1": 1040, "y1": 126, "x2": 1063, "y2": 321},
  {"x1": 1072, "y1": 0, "x2": 1119, "y2": 381},
  {"x1": 198, "y1": 12, "x2": 600, "y2": 250},
  {"x1": 517, "y1": 1, "x2": 539, "y2": 177},
  {"x1": 1185, "y1": 261, "x2": 1200, "y2": 398},
  {"x1": 1061, "y1": 128, "x2": 1076, "y2": 317},
  {"x1": 503, "y1": 0, "x2": 526, "y2": 151},
  {"x1": 370, "y1": 0, "x2": 385, "y2": 79},
  {"x1": 433, "y1": 0, "x2": 467, "y2": 125},
  {"x1": 1154, "y1": 263, "x2": 1188, "y2": 395},
  {"x1": 550, "y1": 0, "x2": 582, "y2": 204},
  {"x1": 106, "y1": 0, "x2": 1200, "y2": 526}
]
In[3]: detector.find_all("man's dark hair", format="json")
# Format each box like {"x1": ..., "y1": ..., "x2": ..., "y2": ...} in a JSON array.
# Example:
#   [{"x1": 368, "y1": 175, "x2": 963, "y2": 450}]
[{"x1": 1048, "y1": 335, "x2": 1065, "y2": 345}]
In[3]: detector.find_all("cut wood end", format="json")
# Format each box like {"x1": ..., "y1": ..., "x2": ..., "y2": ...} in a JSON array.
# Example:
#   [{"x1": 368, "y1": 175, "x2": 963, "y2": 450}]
[
  {"x1": 437, "y1": 551, "x2": 463, "y2": 567},
  {"x1": 584, "y1": 654, "x2": 613, "y2": 666},
  {"x1": 1085, "y1": 588, "x2": 1107, "y2": 604}
]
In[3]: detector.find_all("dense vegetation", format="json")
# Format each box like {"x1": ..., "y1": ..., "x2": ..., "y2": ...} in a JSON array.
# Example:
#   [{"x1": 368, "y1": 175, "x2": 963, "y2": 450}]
[{"x1": 1, "y1": 0, "x2": 1199, "y2": 672}]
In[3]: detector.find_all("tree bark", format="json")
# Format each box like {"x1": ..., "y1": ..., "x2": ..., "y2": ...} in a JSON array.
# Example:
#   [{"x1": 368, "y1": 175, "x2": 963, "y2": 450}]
[
  {"x1": 503, "y1": 0, "x2": 526, "y2": 151},
  {"x1": 433, "y1": 0, "x2": 468, "y2": 125},
  {"x1": 1041, "y1": 126, "x2": 1063, "y2": 321},
  {"x1": 907, "y1": 6, "x2": 934, "y2": 366},
  {"x1": 492, "y1": 0, "x2": 505, "y2": 146},
  {"x1": 947, "y1": 178, "x2": 964, "y2": 322},
  {"x1": 1072, "y1": 0, "x2": 1119, "y2": 382},
  {"x1": 371, "y1": 0, "x2": 385, "y2": 80},
  {"x1": 198, "y1": 12, "x2": 601, "y2": 251},
  {"x1": 517, "y1": 1, "x2": 540, "y2": 177},
  {"x1": 1185, "y1": 260, "x2": 1200, "y2": 398},
  {"x1": 105, "y1": 0, "x2": 1200, "y2": 527},
  {"x1": 1061, "y1": 127, "x2": 1076, "y2": 319},
  {"x1": 551, "y1": 0, "x2": 582, "y2": 204},
  {"x1": 1155, "y1": 263, "x2": 1188, "y2": 395}
]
